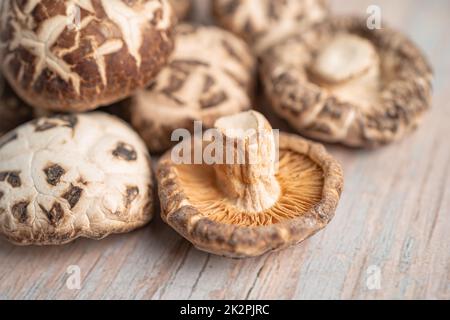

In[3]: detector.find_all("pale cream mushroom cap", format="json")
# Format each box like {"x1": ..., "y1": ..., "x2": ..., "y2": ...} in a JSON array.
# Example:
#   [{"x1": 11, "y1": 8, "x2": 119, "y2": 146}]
[
  {"x1": 130, "y1": 24, "x2": 255, "y2": 153},
  {"x1": 212, "y1": 0, "x2": 329, "y2": 54},
  {"x1": 0, "y1": 112, "x2": 154, "y2": 245}
]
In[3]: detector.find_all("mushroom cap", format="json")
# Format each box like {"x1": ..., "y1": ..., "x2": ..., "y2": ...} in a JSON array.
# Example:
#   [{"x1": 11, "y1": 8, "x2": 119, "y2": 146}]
[
  {"x1": 0, "y1": 0, "x2": 175, "y2": 112},
  {"x1": 157, "y1": 133, "x2": 343, "y2": 258},
  {"x1": 169, "y1": 0, "x2": 191, "y2": 20},
  {"x1": 261, "y1": 16, "x2": 433, "y2": 148},
  {"x1": 0, "y1": 112, "x2": 154, "y2": 245},
  {"x1": 0, "y1": 75, "x2": 33, "y2": 136},
  {"x1": 130, "y1": 24, "x2": 255, "y2": 153},
  {"x1": 212, "y1": 0, "x2": 329, "y2": 54}
]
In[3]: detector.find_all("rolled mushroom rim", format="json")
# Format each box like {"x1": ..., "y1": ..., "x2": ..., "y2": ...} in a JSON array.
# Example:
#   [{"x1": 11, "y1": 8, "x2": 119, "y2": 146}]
[{"x1": 156, "y1": 132, "x2": 344, "y2": 257}]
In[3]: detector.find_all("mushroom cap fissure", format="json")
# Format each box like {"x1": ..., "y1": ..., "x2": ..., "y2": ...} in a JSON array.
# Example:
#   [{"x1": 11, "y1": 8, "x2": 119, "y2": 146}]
[
  {"x1": 311, "y1": 34, "x2": 380, "y2": 84},
  {"x1": 157, "y1": 133, "x2": 343, "y2": 258},
  {"x1": 0, "y1": 0, "x2": 175, "y2": 112},
  {"x1": 261, "y1": 16, "x2": 433, "y2": 147},
  {"x1": 130, "y1": 24, "x2": 255, "y2": 153},
  {"x1": 212, "y1": 0, "x2": 329, "y2": 54},
  {"x1": 0, "y1": 112, "x2": 154, "y2": 245}
]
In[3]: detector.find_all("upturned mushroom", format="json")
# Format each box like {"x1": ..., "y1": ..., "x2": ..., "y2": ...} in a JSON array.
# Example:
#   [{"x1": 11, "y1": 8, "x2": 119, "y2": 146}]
[
  {"x1": 261, "y1": 16, "x2": 433, "y2": 147},
  {"x1": 169, "y1": 0, "x2": 192, "y2": 20},
  {"x1": 0, "y1": 75, "x2": 33, "y2": 137},
  {"x1": 212, "y1": 0, "x2": 329, "y2": 54},
  {"x1": 0, "y1": 0, "x2": 175, "y2": 112},
  {"x1": 0, "y1": 112, "x2": 154, "y2": 245},
  {"x1": 157, "y1": 110, "x2": 343, "y2": 258},
  {"x1": 130, "y1": 24, "x2": 255, "y2": 153}
]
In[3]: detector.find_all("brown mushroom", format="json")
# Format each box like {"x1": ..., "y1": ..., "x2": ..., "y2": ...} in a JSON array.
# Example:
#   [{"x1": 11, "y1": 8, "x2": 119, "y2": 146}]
[
  {"x1": 130, "y1": 24, "x2": 255, "y2": 153},
  {"x1": 0, "y1": 75, "x2": 33, "y2": 137},
  {"x1": 261, "y1": 16, "x2": 433, "y2": 147},
  {"x1": 0, "y1": 0, "x2": 175, "y2": 112},
  {"x1": 212, "y1": 0, "x2": 329, "y2": 54},
  {"x1": 157, "y1": 111, "x2": 343, "y2": 258},
  {"x1": 169, "y1": 0, "x2": 192, "y2": 20}
]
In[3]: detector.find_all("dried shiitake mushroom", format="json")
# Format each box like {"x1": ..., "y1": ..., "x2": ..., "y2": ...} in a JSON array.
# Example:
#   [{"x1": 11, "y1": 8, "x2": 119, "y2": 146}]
[
  {"x1": 169, "y1": 0, "x2": 192, "y2": 20},
  {"x1": 0, "y1": 112, "x2": 154, "y2": 245},
  {"x1": 130, "y1": 24, "x2": 255, "y2": 153},
  {"x1": 212, "y1": 0, "x2": 329, "y2": 54},
  {"x1": 261, "y1": 16, "x2": 433, "y2": 147},
  {"x1": 0, "y1": 75, "x2": 33, "y2": 137},
  {"x1": 0, "y1": 0, "x2": 175, "y2": 112},
  {"x1": 157, "y1": 111, "x2": 343, "y2": 258}
]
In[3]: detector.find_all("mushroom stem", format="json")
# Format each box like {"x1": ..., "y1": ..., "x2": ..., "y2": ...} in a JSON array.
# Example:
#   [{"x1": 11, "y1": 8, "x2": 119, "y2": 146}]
[{"x1": 213, "y1": 111, "x2": 281, "y2": 213}]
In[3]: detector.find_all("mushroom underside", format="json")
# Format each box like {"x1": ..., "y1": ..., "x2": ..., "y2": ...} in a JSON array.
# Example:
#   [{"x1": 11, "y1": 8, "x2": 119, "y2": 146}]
[
  {"x1": 306, "y1": 33, "x2": 408, "y2": 113},
  {"x1": 262, "y1": 17, "x2": 433, "y2": 147},
  {"x1": 175, "y1": 149, "x2": 324, "y2": 227}
]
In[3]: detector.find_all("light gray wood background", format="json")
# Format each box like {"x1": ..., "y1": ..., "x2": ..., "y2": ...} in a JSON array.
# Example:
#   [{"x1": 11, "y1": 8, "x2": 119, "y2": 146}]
[{"x1": 0, "y1": 0, "x2": 449, "y2": 300}]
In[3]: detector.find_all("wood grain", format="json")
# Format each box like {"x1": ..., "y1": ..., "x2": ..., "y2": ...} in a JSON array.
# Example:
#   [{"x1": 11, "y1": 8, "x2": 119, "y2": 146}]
[{"x1": 0, "y1": 0, "x2": 449, "y2": 300}]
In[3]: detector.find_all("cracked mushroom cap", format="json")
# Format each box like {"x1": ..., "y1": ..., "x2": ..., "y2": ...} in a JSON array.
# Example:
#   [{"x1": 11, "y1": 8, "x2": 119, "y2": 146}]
[
  {"x1": 0, "y1": 112, "x2": 154, "y2": 245},
  {"x1": 212, "y1": 0, "x2": 329, "y2": 54},
  {"x1": 261, "y1": 16, "x2": 433, "y2": 148},
  {"x1": 0, "y1": 75, "x2": 33, "y2": 137},
  {"x1": 130, "y1": 24, "x2": 255, "y2": 153},
  {"x1": 169, "y1": 0, "x2": 191, "y2": 20},
  {"x1": 0, "y1": 0, "x2": 175, "y2": 112},
  {"x1": 157, "y1": 111, "x2": 343, "y2": 258}
]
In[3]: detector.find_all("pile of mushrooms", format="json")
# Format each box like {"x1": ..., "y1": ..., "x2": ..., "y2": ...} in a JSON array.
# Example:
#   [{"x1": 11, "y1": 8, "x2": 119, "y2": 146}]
[
  {"x1": 130, "y1": 23, "x2": 255, "y2": 153},
  {"x1": 0, "y1": 0, "x2": 175, "y2": 245},
  {"x1": 0, "y1": 0, "x2": 432, "y2": 258}
]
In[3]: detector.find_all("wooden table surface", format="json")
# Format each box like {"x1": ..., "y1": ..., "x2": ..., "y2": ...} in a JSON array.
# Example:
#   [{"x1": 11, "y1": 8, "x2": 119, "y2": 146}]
[{"x1": 0, "y1": 0, "x2": 449, "y2": 300}]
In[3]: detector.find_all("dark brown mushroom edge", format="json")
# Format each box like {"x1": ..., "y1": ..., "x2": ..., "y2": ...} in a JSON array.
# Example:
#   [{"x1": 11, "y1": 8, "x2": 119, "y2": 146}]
[
  {"x1": 0, "y1": 75, "x2": 33, "y2": 137},
  {"x1": 157, "y1": 111, "x2": 343, "y2": 258},
  {"x1": 261, "y1": 16, "x2": 433, "y2": 148},
  {"x1": 169, "y1": 0, "x2": 192, "y2": 20}
]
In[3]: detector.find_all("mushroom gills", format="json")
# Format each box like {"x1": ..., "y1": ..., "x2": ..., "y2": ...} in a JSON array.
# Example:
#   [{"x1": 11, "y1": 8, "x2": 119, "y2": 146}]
[
  {"x1": 175, "y1": 111, "x2": 324, "y2": 226},
  {"x1": 311, "y1": 33, "x2": 382, "y2": 111}
]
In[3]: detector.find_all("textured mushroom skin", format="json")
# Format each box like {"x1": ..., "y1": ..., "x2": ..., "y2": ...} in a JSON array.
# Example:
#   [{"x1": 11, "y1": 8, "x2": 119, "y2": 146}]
[
  {"x1": 131, "y1": 24, "x2": 255, "y2": 153},
  {"x1": 261, "y1": 16, "x2": 433, "y2": 147},
  {"x1": 0, "y1": 112, "x2": 154, "y2": 245},
  {"x1": 0, "y1": 76, "x2": 33, "y2": 136},
  {"x1": 0, "y1": 0, "x2": 175, "y2": 112},
  {"x1": 212, "y1": 0, "x2": 329, "y2": 54},
  {"x1": 169, "y1": 0, "x2": 191, "y2": 19},
  {"x1": 157, "y1": 133, "x2": 343, "y2": 258}
]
